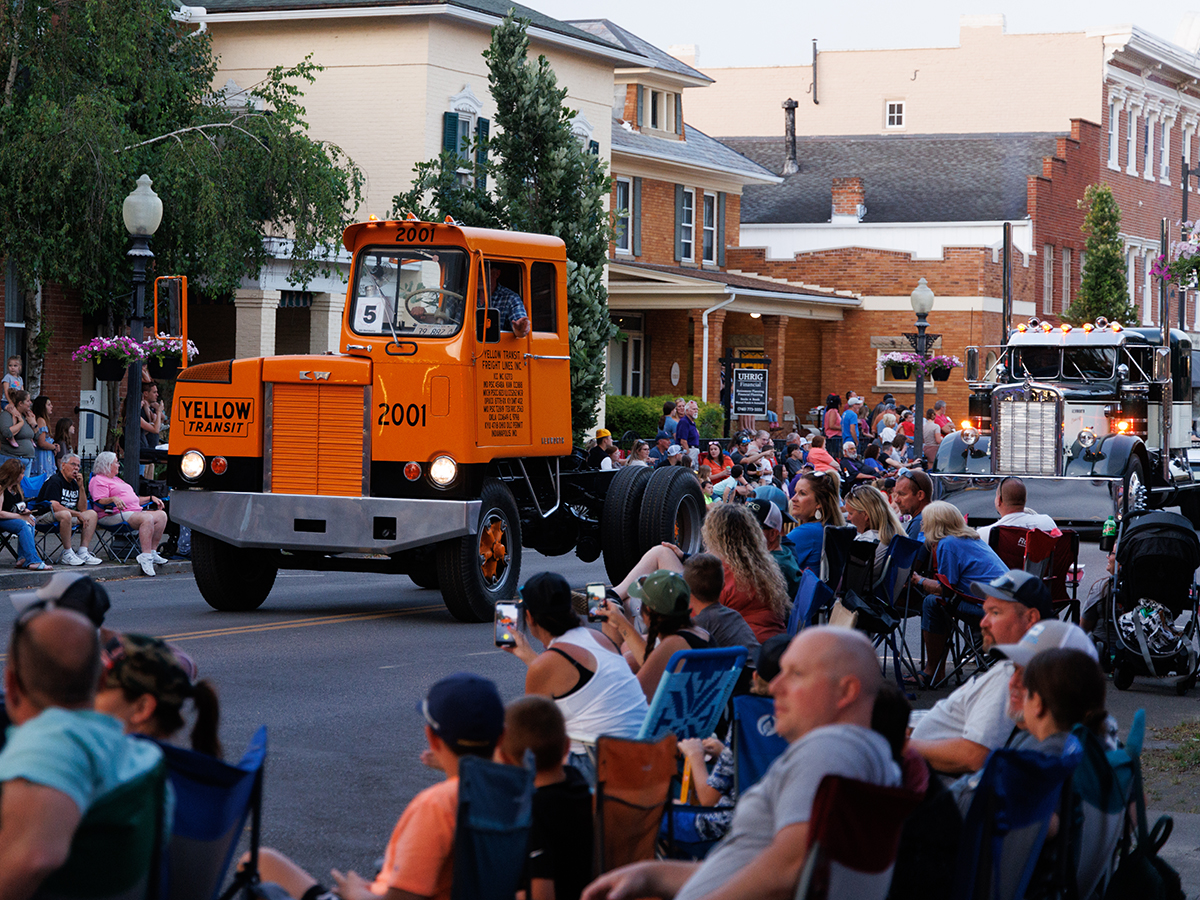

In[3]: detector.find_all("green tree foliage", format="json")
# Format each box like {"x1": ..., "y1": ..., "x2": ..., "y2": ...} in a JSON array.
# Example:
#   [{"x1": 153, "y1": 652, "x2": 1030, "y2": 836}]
[
  {"x1": 1064, "y1": 184, "x2": 1138, "y2": 326},
  {"x1": 0, "y1": 0, "x2": 363, "y2": 316},
  {"x1": 393, "y1": 13, "x2": 616, "y2": 439}
]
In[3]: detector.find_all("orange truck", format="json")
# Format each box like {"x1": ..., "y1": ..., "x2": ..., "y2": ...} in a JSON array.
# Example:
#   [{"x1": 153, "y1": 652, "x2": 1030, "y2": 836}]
[{"x1": 167, "y1": 220, "x2": 705, "y2": 619}]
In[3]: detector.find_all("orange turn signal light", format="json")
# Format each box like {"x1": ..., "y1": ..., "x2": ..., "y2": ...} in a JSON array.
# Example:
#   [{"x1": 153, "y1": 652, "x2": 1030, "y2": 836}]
[
  {"x1": 1112, "y1": 322, "x2": 1123, "y2": 332},
  {"x1": 1041, "y1": 322, "x2": 1053, "y2": 332},
  {"x1": 1115, "y1": 420, "x2": 1131, "y2": 434},
  {"x1": 210, "y1": 456, "x2": 228, "y2": 475},
  {"x1": 404, "y1": 462, "x2": 421, "y2": 481},
  {"x1": 1061, "y1": 323, "x2": 1072, "y2": 332},
  {"x1": 1016, "y1": 323, "x2": 1028, "y2": 332},
  {"x1": 1082, "y1": 323, "x2": 1094, "y2": 333}
]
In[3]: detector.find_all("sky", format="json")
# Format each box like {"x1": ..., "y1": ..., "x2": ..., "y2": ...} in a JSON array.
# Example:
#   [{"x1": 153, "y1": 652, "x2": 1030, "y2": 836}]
[{"x1": 527, "y1": 1, "x2": 1198, "y2": 68}]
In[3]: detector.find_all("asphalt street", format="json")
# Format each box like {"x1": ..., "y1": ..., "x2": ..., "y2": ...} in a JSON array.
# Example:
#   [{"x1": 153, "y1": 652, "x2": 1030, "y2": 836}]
[{"x1": 0, "y1": 538, "x2": 1197, "y2": 891}]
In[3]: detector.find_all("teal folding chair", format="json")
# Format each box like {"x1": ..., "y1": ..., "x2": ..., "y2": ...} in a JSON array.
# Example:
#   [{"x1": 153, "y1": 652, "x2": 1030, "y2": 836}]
[{"x1": 637, "y1": 646, "x2": 748, "y2": 742}]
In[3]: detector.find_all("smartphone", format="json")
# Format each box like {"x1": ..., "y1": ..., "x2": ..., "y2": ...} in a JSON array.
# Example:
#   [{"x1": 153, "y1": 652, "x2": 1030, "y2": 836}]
[
  {"x1": 494, "y1": 602, "x2": 520, "y2": 648},
  {"x1": 586, "y1": 583, "x2": 606, "y2": 622}
]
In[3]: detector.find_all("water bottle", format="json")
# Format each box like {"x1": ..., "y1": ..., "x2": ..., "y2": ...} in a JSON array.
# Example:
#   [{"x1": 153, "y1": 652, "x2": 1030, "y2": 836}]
[{"x1": 1099, "y1": 515, "x2": 1117, "y2": 552}]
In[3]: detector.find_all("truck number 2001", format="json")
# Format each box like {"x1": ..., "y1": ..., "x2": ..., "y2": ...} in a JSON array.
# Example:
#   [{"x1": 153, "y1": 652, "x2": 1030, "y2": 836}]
[{"x1": 378, "y1": 403, "x2": 427, "y2": 428}]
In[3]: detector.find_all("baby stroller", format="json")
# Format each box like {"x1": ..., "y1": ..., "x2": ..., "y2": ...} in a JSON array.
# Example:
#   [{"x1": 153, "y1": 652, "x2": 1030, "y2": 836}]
[{"x1": 1105, "y1": 508, "x2": 1200, "y2": 695}]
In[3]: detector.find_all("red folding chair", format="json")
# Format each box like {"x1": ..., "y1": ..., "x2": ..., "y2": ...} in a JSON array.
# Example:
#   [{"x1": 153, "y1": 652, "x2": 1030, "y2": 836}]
[
  {"x1": 1024, "y1": 529, "x2": 1080, "y2": 623},
  {"x1": 987, "y1": 525, "x2": 1031, "y2": 571}
]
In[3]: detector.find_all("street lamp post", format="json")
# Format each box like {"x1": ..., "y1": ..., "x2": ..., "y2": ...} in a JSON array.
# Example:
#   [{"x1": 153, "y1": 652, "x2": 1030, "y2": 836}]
[
  {"x1": 907, "y1": 278, "x2": 936, "y2": 462},
  {"x1": 122, "y1": 175, "x2": 163, "y2": 485}
]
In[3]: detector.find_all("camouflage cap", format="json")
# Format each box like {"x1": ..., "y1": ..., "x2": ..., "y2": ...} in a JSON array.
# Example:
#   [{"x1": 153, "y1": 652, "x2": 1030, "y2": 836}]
[{"x1": 101, "y1": 633, "x2": 195, "y2": 708}]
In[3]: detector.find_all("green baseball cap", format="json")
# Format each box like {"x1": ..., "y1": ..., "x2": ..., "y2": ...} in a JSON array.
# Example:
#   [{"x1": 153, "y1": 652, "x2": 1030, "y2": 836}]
[{"x1": 629, "y1": 569, "x2": 691, "y2": 616}]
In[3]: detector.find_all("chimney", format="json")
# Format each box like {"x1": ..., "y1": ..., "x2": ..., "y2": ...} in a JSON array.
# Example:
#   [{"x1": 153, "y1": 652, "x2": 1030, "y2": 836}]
[
  {"x1": 831, "y1": 177, "x2": 866, "y2": 223},
  {"x1": 781, "y1": 99, "x2": 799, "y2": 175}
]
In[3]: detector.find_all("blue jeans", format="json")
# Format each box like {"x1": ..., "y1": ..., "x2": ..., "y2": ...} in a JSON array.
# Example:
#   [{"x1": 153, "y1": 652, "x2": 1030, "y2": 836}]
[
  {"x1": 0, "y1": 517, "x2": 42, "y2": 565},
  {"x1": 922, "y1": 592, "x2": 983, "y2": 635}
]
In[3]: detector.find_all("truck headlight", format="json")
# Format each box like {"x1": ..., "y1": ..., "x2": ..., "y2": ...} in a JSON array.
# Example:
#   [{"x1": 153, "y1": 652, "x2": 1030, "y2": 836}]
[
  {"x1": 961, "y1": 427, "x2": 980, "y2": 446},
  {"x1": 1078, "y1": 428, "x2": 1097, "y2": 449},
  {"x1": 429, "y1": 456, "x2": 457, "y2": 487},
  {"x1": 180, "y1": 450, "x2": 205, "y2": 481}
]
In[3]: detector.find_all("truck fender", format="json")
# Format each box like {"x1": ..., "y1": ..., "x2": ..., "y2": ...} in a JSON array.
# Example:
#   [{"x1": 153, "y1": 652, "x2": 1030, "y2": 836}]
[
  {"x1": 933, "y1": 432, "x2": 992, "y2": 475},
  {"x1": 1084, "y1": 434, "x2": 1146, "y2": 479}
]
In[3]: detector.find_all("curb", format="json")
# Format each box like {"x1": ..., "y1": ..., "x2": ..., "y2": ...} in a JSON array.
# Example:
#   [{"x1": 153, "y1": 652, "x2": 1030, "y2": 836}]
[{"x1": 0, "y1": 560, "x2": 192, "y2": 591}]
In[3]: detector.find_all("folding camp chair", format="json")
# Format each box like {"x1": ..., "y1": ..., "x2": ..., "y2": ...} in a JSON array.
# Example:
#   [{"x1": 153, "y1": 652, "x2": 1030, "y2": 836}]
[
  {"x1": 953, "y1": 736, "x2": 1083, "y2": 900},
  {"x1": 873, "y1": 535, "x2": 926, "y2": 689},
  {"x1": 0, "y1": 474, "x2": 52, "y2": 562},
  {"x1": 731, "y1": 694, "x2": 788, "y2": 795},
  {"x1": 35, "y1": 760, "x2": 168, "y2": 900},
  {"x1": 931, "y1": 573, "x2": 991, "y2": 688},
  {"x1": 451, "y1": 755, "x2": 535, "y2": 900},
  {"x1": 1025, "y1": 529, "x2": 1080, "y2": 623},
  {"x1": 789, "y1": 569, "x2": 834, "y2": 635},
  {"x1": 821, "y1": 525, "x2": 857, "y2": 590},
  {"x1": 637, "y1": 646, "x2": 748, "y2": 742},
  {"x1": 838, "y1": 539, "x2": 878, "y2": 599},
  {"x1": 987, "y1": 525, "x2": 1031, "y2": 571},
  {"x1": 154, "y1": 726, "x2": 267, "y2": 900},
  {"x1": 793, "y1": 775, "x2": 923, "y2": 900},
  {"x1": 594, "y1": 733, "x2": 677, "y2": 874},
  {"x1": 91, "y1": 502, "x2": 143, "y2": 563}
]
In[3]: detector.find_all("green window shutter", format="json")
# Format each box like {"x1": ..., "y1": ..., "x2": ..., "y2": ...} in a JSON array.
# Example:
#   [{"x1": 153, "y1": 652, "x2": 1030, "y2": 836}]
[
  {"x1": 443, "y1": 112, "x2": 460, "y2": 154},
  {"x1": 717, "y1": 192, "x2": 727, "y2": 267},
  {"x1": 675, "y1": 94, "x2": 683, "y2": 135},
  {"x1": 474, "y1": 117, "x2": 489, "y2": 190},
  {"x1": 637, "y1": 87, "x2": 645, "y2": 127},
  {"x1": 588, "y1": 140, "x2": 600, "y2": 155},
  {"x1": 674, "y1": 184, "x2": 684, "y2": 261},
  {"x1": 632, "y1": 177, "x2": 642, "y2": 257}
]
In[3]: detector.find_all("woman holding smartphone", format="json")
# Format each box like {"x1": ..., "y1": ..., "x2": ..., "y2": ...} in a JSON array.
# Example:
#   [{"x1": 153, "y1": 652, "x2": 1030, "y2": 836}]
[{"x1": 502, "y1": 571, "x2": 648, "y2": 786}]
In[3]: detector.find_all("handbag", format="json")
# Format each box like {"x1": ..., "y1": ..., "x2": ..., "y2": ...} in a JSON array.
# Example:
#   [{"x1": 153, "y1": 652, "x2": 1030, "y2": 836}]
[{"x1": 838, "y1": 588, "x2": 899, "y2": 636}]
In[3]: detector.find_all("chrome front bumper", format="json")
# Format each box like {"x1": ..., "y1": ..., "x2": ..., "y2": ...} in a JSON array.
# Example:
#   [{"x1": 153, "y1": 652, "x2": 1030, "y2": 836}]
[
  {"x1": 932, "y1": 474, "x2": 1120, "y2": 526},
  {"x1": 170, "y1": 490, "x2": 480, "y2": 554}
]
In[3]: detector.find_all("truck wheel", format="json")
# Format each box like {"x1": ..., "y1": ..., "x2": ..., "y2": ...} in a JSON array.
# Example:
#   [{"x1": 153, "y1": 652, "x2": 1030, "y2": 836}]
[
  {"x1": 1118, "y1": 457, "x2": 1145, "y2": 519},
  {"x1": 437, "y1": 479, "x2": 521, "y2": 622},
  {"x1": 601, "y1": 466, "x2": 653, "y2": 585},
  {"x1": 638, "y1": 467, "x2": 705, "y2": 554},
  {"x1": 192, "y1": 532, "x2": 279, "y2": 612},
  {"x1": 1179, "y1": 489, "x2": 1200, "y2": 529}
]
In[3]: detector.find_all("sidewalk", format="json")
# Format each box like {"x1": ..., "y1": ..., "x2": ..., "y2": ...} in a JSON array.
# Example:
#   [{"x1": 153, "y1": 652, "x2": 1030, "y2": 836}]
[
  {"x1": 0, "y1": 559, "x2": 192, "y2": 591},
  {"x1": 1154, "y1": 810, "x2": 1200, "y2": 899}
]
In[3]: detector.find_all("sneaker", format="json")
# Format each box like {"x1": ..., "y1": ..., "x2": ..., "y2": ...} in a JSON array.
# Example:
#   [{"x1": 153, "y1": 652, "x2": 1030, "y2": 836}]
[
  {"x1": 151, "y1": 550, "x2": 169, "y2": 565},
  {"x1": 60, "y1": 548, "x2": 85, "y2": 566},
  {"x1": 82, "y1": 550, "x2": 103, "y2": 566},
  {"x1": 136, "y1": 552, "x2": 156, "y2": 577}
]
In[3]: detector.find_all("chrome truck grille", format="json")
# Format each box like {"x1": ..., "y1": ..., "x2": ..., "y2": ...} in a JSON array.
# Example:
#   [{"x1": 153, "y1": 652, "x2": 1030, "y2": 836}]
[{"x1": 991, "y1": 384, "x2": 1063, "y2": 476}]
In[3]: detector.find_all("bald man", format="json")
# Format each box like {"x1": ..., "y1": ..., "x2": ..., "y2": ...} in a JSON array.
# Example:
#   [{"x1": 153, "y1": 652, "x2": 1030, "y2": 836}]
[
  {"x1": 975, "y1": 476, "x2": 1059, "y2": 545},
  {"x1": 0, "y1": 606, "x2": 163, "y2": 899},
  {"x1": 582, "y1": 628, "x2": 901, "y2": 900}
]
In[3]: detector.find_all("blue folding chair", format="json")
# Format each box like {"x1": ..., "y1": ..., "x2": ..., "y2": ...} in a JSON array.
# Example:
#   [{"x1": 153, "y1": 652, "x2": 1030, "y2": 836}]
[
  {"x1": 874, "y1": 535, "x2": 925, "y2": 689},
  {"x1": 954, "y1": 736, "x2": 1083, "y2": 900},
  {"x1": 637, "y1": 647, "x2": 747, "y2": 742},
  {"x1": 731, "y1": 694, "x2": 788, "y2": 795},
  {"x1": 451, "y1": 755, "x2": 535, "y2": 900},
  {"x1": 152, "y1": 726, "x2": 267, "y2": 900},
  {"x1": 821, "y1": 525, "x2": 857, "y2": 590},
  {"x1": 788, "y1": 569, "x2": 834, "y2": 635}
]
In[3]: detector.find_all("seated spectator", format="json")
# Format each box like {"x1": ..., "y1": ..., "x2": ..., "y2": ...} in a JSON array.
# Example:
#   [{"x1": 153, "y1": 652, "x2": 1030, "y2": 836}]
[
  {"x1": 913, "y1": 502, "x2": 1009, "y2": 684},
  {"x1": 860, "y1": 443, "x2": 888, "y2": 478},
  {"x1": 975, "y1": 476, "x2": 1060, "y2": 544},
  {"x1": 256, "y1": 673, "x2": 505, "y2": 900},
  {"x1": 674, "y1": 634, "x2": 790, "y2": 844},
  {"x1": 711, "y1": 463, "x2": 753, "y2": 503},
  {"x1": 648, "y1": 431, "x2": 672, "y2": 463},
  {"x1": 840, "y1": 441, "x2": 870, "y2": 490},
  {"x1": 95, "y1": 633, "x2": 223, "y2": 759},
  {"x1": 683, "y1": 553, "x2": 760, "y2": 666},
  {"x1": 782, "y1": 470, "x2": 845, "y2": 574},
  {"x1": 702, "y1": 441, "x2": 734, "y2": 483},
  {"x1": 0, "y1": 603, "x2": 165, "y2": 896},
  {"x1": 88, "y1": 450, "x2": 168, "y2": 577},
  {"x1": 587, "y1": 429, "x2": 614, "y2": 468},
  {"x1": 656, "y1": 443, "x2": 687, "y2": 469},
  {"x1": 908, "y1": 570, "x2": 1054, "y2": 774},
  {"x1": 881, "y1": 431, "x2": 907, "y2": 469},
  {"x1": 599, "y1": 444, "x2": 622, "y2": 471},
  {"x1": 745, "y1": 497, "x2": 802, "y2": 601},
  {"x1": 0, "y1": 457, "x2": 51, "y2": 570},
  {"x1": 37, "y1": 453, "x2": 102, "y2": 567},
  {"x1": 783, "y1": 443, "x2": 805, "y2": 481},
  {"x1": 497, "y1": 696, "x2": 593, "y2": 900},
  {"x1": 582, "y1": 627, "x2": 901, "y2": 900},
  {"x1": 804, "y1": 434, "x2": 838, "y2": 473},
  {"x1": 505, "y1": 572, "x2": 648, "y2": 785},
  {"x1": 844, "y1": 484, "x2": 905, "y2": 584},
  {"x1": 615, "y1": 504, "x2": 789, "y2": 642},
  {"x1": 894, "y1": 468, "x2": 933, "y2": 540},
  {"x1": 599, "y1": 570, "x2": 711, "y2": 700},
  {"x1": 625, "y1": 439, "x2": 651, "y2": 468}
]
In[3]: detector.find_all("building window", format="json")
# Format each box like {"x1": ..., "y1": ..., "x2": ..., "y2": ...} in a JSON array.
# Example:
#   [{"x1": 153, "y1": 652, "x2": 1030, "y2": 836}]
[
  {"x1": 1127, "y1": 110, "x2": 1137, "y2": 175},
  {"x1": 1160, "y1": 122, "x2": 1171, "y2": 181},
  {"x1": 885, "y1": 101, "x2": 905, "y2": 128},
  {"x1": 680, "y1": 188, "x2": 694, "y2": 261},
  {"x1": 702, "y1": 194, "x2": 717, "y2": 264},
  {"x1": 608, "y1": 314, "x2": 646, "y2": 396},
  {"x1": 1107, "y1": 102, "x2": 1119, "y2": 169},
  {"x1": 650, "y1": 91, "x2": 660, "y2": 129},
  {"x1": 1043, "y1": 244, "x2": 1054, "y2": 314},
  {"x1": 444, "y1": 85, "x2": 487, "y2": 187},
  {"x1": 614, "y1": 178, "x2": 631, "y2": 254},
  {"x1": 4, "y1": 262, "x2": 23, "y2": 368},
  {"x1": 1062, "y1": 247, "x2": 1072, "y2": 310},
  {"x1": 1144, "y1": 117, "x2": 1154, "y2": 179}
]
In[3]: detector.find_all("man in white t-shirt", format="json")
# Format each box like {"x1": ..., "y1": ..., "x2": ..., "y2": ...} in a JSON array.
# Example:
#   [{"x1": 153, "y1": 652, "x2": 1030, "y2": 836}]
[
  {"x1": 581, "y1": 627, "x2": 900, "y2": 900},
  {"x1": 975, "y1": 476, "x2": 1060, "y2": 545},
  {"x1": 908, "y1": 570, "x2": 1053, "y2": 775}
]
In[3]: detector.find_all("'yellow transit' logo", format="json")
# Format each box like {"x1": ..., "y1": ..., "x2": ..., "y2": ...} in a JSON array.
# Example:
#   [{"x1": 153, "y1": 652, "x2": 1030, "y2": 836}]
[{"x1": 180, "y1": 399, "x2": 255, "y2": 436}]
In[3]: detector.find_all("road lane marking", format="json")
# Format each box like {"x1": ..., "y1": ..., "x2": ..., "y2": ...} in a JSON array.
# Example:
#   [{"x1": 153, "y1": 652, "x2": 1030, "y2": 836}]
[{"x1": 157, "y1": 606, "x2": 445, "y2": 641}]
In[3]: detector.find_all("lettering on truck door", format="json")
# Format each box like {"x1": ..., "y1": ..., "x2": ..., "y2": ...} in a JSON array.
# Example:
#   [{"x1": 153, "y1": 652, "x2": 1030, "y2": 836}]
[{"x1": 475, "y1": 259, "x2": 531, "y2": 447}]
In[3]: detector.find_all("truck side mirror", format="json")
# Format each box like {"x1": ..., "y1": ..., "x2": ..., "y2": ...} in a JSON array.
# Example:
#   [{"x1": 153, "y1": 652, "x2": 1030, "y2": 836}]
[
  {"x1": 1154, "y1": 348, "x2": 1171, "y2": 383},
  {"x1": 477, "y1": 308, "x2": 500, "y2": 344},
  {"x1": 965, "y1": 347, "x2": 979, "y2": 382}
]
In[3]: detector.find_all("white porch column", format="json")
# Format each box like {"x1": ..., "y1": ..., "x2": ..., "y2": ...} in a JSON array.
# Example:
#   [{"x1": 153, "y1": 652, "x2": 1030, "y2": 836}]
[
  {"x1": 308, "y1": 292, "x2": 344, "y2": 355},
  {"x1": 234, "y1": 289, "x2": 280, "y2": 359}
]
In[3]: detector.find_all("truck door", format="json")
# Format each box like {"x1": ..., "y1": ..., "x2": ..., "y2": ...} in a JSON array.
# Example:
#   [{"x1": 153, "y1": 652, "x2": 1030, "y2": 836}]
[
  {"x1": 525, "y1": 260, "x2": 572, "y2": 446},
  {"x1": 475, "y1": 258, "x2": 531, "y2": 447}
]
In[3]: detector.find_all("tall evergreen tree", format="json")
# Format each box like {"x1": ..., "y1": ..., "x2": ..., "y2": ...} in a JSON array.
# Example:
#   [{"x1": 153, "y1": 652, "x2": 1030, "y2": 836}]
[
  {"x1": 393, "y1": 13, "x2": 616, "y2": 440},
  {"x1": 1063, "y1": 184, "x2": 1138, "y2": 325}
]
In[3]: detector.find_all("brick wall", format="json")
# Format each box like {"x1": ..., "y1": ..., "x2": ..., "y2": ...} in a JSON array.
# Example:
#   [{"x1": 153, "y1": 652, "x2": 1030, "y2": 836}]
[
  {"x1": 39, "y1": 283, "x2": 85, "y2": 421},
  {"x1": 645, "y1": 308, "x2": 693, "y2": 396},
  {"x1": 610, "y1": 175, "x2": 744, "y2": 270},
  {"x1": 832, "y1": 177, "x2": 865, "y2": 216}
]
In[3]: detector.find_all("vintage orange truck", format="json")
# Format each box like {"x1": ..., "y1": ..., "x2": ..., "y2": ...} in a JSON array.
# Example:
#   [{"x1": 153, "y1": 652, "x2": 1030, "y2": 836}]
[{"x1": 167, "y1": 220, "x2": 704, "y2": 619}]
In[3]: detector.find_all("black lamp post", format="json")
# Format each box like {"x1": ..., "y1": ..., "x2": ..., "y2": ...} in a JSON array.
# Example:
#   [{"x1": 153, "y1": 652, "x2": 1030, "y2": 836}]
[
  {"x1": 121, "y1": 175, "x2": 163, "y2": 485},
  {"x1": 906, "y1": 278, "x2": 936, "y2": 462}
]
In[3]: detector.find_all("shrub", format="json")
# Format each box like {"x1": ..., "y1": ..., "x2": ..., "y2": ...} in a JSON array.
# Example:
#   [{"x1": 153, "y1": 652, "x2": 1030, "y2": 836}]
[{"x1": 604, "y1": 394, "x2": 725, "y2": 445}]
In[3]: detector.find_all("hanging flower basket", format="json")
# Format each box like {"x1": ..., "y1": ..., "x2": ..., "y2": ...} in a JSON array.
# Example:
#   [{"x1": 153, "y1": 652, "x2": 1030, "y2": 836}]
[
  {"x1": 924, "y1": 354, "x2": 963, "y2": 382},
  {"x1": 930, "y1": 368, "x2": 950, "y2": 382},
  {"x1": 141, "y1": 334, "x2": 199, "y2": 380},
  {"x1": 73, "y1": 336, "x2": 146, "y2": 382},
  {"x1": 879, "y1": 351, "x2": 920, "y2": 381},
  {"x1": 94, "y1": 357, "x2": 128, "y2": 382},
  {"x1": 889, "y1": 364, "x2": 913, "y2": 380},
  {"x1": 147, "y1": 356, "x2": 180, "y2": 379}
]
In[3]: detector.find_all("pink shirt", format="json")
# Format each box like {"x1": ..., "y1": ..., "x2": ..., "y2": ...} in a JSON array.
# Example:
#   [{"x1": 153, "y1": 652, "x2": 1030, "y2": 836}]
[{"x1": 89, "y1": 473, "x2": 141, "y2": 515}]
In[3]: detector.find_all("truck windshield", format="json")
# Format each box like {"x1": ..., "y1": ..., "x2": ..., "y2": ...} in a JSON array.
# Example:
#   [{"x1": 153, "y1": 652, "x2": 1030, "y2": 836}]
[
  {"x1": 349, "y1": 247, "x2": 469, "y2": 338},
  {"x1": 1013, "y1": 347, "x2": 1059, "y2": 379},
  {"x1": 1012, "y1": 346, "x2": 1117, "y2": 381}
]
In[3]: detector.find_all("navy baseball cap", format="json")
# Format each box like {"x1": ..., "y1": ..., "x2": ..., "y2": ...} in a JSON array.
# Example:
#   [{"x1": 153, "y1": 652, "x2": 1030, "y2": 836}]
[{"x1": 418, "y1": 673, "x2": 505, "y2": 753}]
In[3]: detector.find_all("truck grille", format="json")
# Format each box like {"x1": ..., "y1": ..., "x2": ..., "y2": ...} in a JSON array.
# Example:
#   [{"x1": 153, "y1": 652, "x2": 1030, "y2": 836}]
[
  {"x1": 267, "y1": 384, "x2": 367, "y2": 496},
  {"x1": 992, "y1": 385, "x2": 1063, "y2": 476}
]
